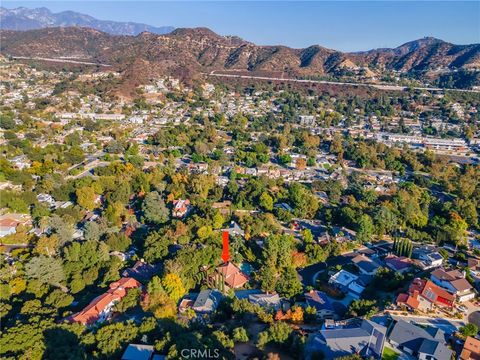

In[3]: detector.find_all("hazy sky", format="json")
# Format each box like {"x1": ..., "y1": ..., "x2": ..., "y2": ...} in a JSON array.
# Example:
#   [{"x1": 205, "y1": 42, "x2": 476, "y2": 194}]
[{"x1": 3, "y1": 1, "x2": 480, "y2": 51}]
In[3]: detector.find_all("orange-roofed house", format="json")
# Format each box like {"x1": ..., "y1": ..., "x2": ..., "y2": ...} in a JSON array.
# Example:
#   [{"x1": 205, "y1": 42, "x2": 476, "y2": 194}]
[
  {"x1": 172, "y1": 199, "x2": 191, "y2": 218},
  {"x1": 396, "y1": 278, "x2": 455, "y2": 311},
  {"x1": 216, "y1": 262, "x2": 248, "y2": 289},
  {"x1": 460, "y1": 336, "x2": 480, "y2": 360},
  {"x1": 71, "y1": 277, "x2": 142, "y2": 325}
]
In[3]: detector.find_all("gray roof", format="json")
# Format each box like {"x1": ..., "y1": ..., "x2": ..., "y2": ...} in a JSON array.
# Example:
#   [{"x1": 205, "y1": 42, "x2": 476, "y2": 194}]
[
  {"x1": 418, "y1": 339, "x2": 452, "y2": 359},
  {"x1": 388, "y1": 320, "x2": 452, "y2": 360},
  {"x1": 352, "y1": 255, "x2": 381, "y2": 273},
  {"x1": 307, "y1": 319, "x2": 386, "y2": 359},
  {"x1": 192, "y1": 289, "x2": 222, "y2": 313},
  {"x1": 122, "y1": 344, "x2": 154, "y2": 360},
  {"x1": 305, "y1": 290, "x2": 333, "y2": 312}
]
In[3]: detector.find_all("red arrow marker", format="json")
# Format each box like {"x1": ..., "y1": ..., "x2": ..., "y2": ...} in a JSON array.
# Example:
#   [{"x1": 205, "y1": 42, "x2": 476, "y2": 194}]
[{"x1": 222, "y1": 231, "x2": 230, "y2": 263}]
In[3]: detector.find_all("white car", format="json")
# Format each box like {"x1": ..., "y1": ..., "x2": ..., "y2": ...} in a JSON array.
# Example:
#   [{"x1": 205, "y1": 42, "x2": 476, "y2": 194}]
[{"x1": 457, "y1": 305, "x2": 468, "y2": 313}]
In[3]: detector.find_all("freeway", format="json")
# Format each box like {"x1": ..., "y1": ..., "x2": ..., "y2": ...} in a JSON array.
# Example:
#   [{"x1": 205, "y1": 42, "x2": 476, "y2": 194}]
[
  {"x1": 208, "y1": 71, "x2": 480, "y2": 94},
  {"x1": 12, "y1": 56, "x2": 111, "y2": 67}
]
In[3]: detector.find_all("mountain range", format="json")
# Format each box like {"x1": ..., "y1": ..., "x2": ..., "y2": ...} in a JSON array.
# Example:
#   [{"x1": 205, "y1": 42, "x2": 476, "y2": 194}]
[
  {"x1": 1, "y1": 13, "x2": 479, "y2": 93},
  {"x1": 0, "y1": 7, "x2": 174, "y2": 35}
]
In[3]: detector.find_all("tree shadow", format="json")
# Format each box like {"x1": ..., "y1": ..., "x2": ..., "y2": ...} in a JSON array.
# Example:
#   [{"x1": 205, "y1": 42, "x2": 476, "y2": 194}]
[{"x1": 42, "y1": 327, "x2": 85, "y2": 360}]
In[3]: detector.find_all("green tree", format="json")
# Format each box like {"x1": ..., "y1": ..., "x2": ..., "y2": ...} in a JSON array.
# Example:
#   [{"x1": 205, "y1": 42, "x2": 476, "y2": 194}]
[
  {"x1": 232, "y1": 327, "x2": 249, "y2": 342},
  {"x1": 259, "y1": 192, "x2": 274, "y2": 211},
  {"x1": 460, "y1": 323, "x2": 479, "y2": 338},
  {"x1": 162, "y1": 273, "x2": 186, "y2": 303},
  {"x1": 356, "y1": 214, "x2": 374, "y2": 243},
  {"x1": 25, "y1": 256, "x2": 65, "y2": 287},
  {"x1": 115, "y1": 288, "x2": 141, "y2": 313},
  {"x1": 75, "y1": 186, "x2": 96, "y2": 210},
  {"x1": 142, "y1": 191, "x2": 169, "y2": 224}
]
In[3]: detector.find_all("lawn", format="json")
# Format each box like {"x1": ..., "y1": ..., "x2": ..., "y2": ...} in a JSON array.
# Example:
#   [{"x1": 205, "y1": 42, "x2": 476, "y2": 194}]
[{"x1": 382, "y1": 347, "x2": 400, "y2": 360}]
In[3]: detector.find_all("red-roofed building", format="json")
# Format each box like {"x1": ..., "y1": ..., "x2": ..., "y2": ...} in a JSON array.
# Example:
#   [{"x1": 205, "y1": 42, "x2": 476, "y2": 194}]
[
  {"x1": 71, "y1": 277, "x2": 142, "y2": 325},
  {"x1": 216, "y1": 262, "x2": 248, "y2": 289},
  {"x1": 396, "y1": 278, "x2": 455, "y2": 311},
  {"x1": 172, "y1": 199, "x2": 191, "y2": 218},
  {"x1": 460, "y1": 336, "x2": 480, "y2": 360},
  {"x1": 385, "y1": 255, "x2": 413, "y2": 274}
]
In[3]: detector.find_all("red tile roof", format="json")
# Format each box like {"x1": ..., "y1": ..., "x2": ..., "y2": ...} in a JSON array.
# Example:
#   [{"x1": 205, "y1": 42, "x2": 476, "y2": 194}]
[
  {"x1": 71, "y1": 277, "x2": 141, "y2": 325},
  {"x1": 217, "y1": 262, "x2": 248, "y2": 288},
  {"x1": 461, "y1": 336, "x2": 480, "y2": 360}
]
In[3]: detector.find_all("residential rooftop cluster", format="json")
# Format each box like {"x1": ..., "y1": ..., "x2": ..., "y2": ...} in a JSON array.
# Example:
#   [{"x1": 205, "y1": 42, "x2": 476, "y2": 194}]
[{"x1": 1, "y1": 58, "x2": 479, "y2": 360}]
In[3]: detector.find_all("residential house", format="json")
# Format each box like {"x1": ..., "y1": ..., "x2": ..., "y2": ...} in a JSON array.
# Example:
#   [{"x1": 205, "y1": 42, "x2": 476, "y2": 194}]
[
  {"x1": 460, "y1": 336, "x2": 480, "y2": 360},
  {"x1": 304, "y1": 290, "x2": 335, "y2": 319},
  {"x1": 274, "y1": 203, "x2": 294, "y2": 212},
  {"x1": 332, "y1": 226, "x2": 357, "y2": 243},
  {"x1": 388, "y1": 320, "x2": 452, "y2": 360},
  {"x1": 385, "y1": 255, "x2": 413, "y2": 274},
  {"x1": 8, "y1": 155, "x2": 30, "y2": 169},
  {"x1": 329, "y1": 270, "x2": 365, "y2": 299},
  {"x1": 222, "y1": 221, "x2": 245, "y2": 238},
  {"x1": 248, "y1": 293, "x2": 282, "y2": 311},
  {"x1": 121, "y1": 344, "x2": 155, "y2": 360},
  {"x1": 191, "y1": 289, "x2": 223, "y2": 314},
  {"x1": 212, "y1": 201, "x2": 232, "y2": 216},
  {"x1": 306, "y1": 319, "x2": 387, "y2": 360},
  {"x1": 412, "y1": 247, "x2": 443, "y2": 269},
  {"x1": 216, "y1": 262, "x2": 249, "y2": 289},
  {"x1": 71, "y1": 277, "x2": 142, "y2": 325},
  {"x1": 0, "y1": 213, "x2": 32, "y2": 238},
  {"x1": 396, "y1": 278, "x2": 455, "y2": 311},
  {"x1": 467, "y1": 258, "x2": 480, "y2": 285},
  {"x1": 121, "y1": 260, "x2": 159, "y2": 281},
  {"x1": 430, "y1": 268, "x2": 475, "y2": 302},
  {"x1": 351, "y1": 254, "x2": 381, "y2": 276},
  {"x1": 172, "y1": 199, "x2": 191, "y2": 218}
]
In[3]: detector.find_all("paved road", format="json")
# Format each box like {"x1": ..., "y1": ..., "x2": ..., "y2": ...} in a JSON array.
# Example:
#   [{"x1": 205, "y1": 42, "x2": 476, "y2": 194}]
[
  {"x1": 209, "y1": 71, "x2": 480, "y2": 94},
  {"x1": 12, "y1": 56, "x2": 111, "y2": 67}
]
